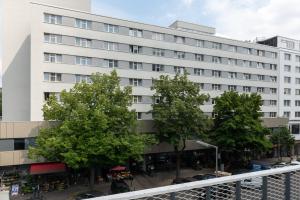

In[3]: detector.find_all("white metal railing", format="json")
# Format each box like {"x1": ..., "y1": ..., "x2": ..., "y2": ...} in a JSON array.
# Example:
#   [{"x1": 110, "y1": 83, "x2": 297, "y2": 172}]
[{"x1": 93, "y1": 165, "x2": 300, "y2": 200}]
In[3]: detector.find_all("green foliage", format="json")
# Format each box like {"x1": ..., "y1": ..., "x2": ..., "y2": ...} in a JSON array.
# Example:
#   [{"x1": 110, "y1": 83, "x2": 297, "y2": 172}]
[
  {"x1": 151, "y1": 72, "x2": 211, "y2": 150},
  {"x1": 270, "y1": 127, "x2": 295, "y2": 155},
  {"x1": 211, "y1": 91, "x2": 272, "y2": 154},
  {"x1": 29, "y1": 71, "x2": 154, "y2": 169}
]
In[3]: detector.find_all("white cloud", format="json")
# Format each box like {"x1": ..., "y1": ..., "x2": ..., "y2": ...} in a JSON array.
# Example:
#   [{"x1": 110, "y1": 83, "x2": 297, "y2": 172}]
[
  {"x1": 203, "y1": 0, "x2": 300, "y2": 40},
  {"x1": 182, "y1": 0, "x2": 194, "y2": 7}
]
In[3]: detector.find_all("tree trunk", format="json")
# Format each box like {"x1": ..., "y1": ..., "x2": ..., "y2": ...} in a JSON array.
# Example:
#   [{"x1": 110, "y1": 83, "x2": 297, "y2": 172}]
[
  {"x1": 175, "y1": 147, "x2": 181, "y2": 178},
  {"x1": 89, "y1": 166, "x2": 95, "y2": 190}
]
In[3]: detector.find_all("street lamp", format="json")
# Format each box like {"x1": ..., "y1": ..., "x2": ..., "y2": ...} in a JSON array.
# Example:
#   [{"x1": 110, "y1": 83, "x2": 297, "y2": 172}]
[{"x1": 196, "y1": 140, "x2": 219, "y2": 176}]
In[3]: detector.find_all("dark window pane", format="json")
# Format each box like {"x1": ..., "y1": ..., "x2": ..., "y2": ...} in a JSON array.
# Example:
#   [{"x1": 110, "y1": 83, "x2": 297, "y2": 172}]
[{"x1": 14, "y1": 139, "x2": 25, "y2": 150}]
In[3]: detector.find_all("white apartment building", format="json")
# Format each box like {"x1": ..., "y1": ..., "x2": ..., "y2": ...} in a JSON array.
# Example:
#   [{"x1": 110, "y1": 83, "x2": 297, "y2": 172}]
[
  {"x1": 1, "y1": 0, "x2": 289, "y2": 167},
  {"x1": 259, "y1": 37, "x2": 300, "y2": 140}
]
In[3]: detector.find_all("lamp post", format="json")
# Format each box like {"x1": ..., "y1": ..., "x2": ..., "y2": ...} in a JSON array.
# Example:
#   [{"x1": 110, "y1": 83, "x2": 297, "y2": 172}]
[{"x1": 196, "y1": 140, "x2": 219, "y2": 176}]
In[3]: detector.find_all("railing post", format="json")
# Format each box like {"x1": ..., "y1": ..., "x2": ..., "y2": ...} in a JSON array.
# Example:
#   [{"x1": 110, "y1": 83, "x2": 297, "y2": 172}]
[
  {"x1": 205, "y1": 186, "x2": 211, "y2": 200},
  {"x1": 262, "y1": 176, "x2": 268, "y2": 200},
  {"x1": 285, "y1": 172, "x2": 291, "y2": 200},
  {"x1": 235, "y1": 181, "x2": 241, "y2": 200},
  {"x1": 170, "y1": 192, "x2": 176, "y2": 200}
]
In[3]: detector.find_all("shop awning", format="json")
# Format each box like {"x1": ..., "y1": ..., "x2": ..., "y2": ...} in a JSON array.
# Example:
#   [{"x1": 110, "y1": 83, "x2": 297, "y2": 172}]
[{"x1": 30, "y1": 163, "x2": 66, "y2": 175}]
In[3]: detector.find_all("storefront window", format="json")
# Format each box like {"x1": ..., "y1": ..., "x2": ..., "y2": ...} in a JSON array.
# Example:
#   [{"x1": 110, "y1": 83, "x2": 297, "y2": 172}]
[{"x1": 291, "y1": 124, "x2": 300, "y2": 134}]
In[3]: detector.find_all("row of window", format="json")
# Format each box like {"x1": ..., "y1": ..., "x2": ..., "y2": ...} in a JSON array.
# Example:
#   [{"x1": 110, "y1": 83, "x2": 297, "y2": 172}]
[
  {"x1": 44, "y1": 33, "x2": 278, "y2": 71},
  {"x1": 284, "y1": 53, "x2": 300, "y2": 62},
  {"x1": 0, "y1": 138, "x2": 35, "y2": 152},
  {"x1": 283, "y1": 65, "x2": 300, "y2": 73},
  {"x1": 283, "y1": 88, "x2": 300, "y2": 95},
  {"x1": 43, "y1": 13, "x2": 278, "y2": 59},
  {"x1": 43, "y1": 72, "x2": 277, "y2": 95},
  {"x1": 283, "y1": 111, "x2": 300, "y2": 118},
  {"x1": 284, "y1": 76, "x2": 300, "y2": 84},
  {"x1": 283, "y1": 100, "x2": 300, "y2": 107},
  {"x1": 43, "y1": 53, "x2": 277, "y2": 82}
]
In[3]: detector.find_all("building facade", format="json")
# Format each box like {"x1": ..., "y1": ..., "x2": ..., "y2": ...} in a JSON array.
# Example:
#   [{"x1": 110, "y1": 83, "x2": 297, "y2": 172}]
[
  {"x1": 258, "y1": 37, "x2": 300, "y2": 140},
  {"x1": 1, "y1": 0, "x2": 288, "y2": 167}
]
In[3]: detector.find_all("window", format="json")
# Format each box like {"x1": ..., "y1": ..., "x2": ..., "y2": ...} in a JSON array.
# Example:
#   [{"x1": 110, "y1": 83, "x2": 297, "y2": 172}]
[
  {"x1": 257, "y1": 87, "x2": 264, "y2": 93},
  {"x1": 44, "y1": 33, "x2": 62, "y2": 44},
  {"x1": 257, "y1": 62, "x2": 264, "y2": 69},
  {"x1": 257, "y1": 50, "x2": 265, "y2": 56},
  {"x1": 194, "y1": 68, "x2": 204, "y2": 76},
  {"x1": 212, "y1": 42, "x2": 221, "y2": 49},
  {"x1": 284, "y1": 76, "x2": 291, "y2": 83},
  {"x1": 284, "y1": 112, "x2": 290, "y2": 118},
  {"x1": 197, "y1": 83, "x2": 204, "y2": 90},
  {"x1": 296, "y1": 67, "x2": 300, "y2": 73},
  {"x1": 14, "y1": 139, "x2": 25, "y2": 150},
  {"x1": 270, "y1": 100, "x2": 277, "y2": 106},
  {"x1": 228, "y1": 45, "x2": 237, "y2": 52},
  {"x1": 269, "y1": 112, "x2": 277, "y2": 118},
  {"x1": 296, "y1": 78, "x2": 300, "y2": 84},
  {"x1": 228, "y1": 59, "x2": 237, "y2": 66},
  {"x1": 44, "y1": 53, "x2": 62, "y2": 63},
  {"x1": 212, "y1": 84, "x2": 221, "y2": 91},
  {"x1": 296, "y1": 89, "x2": 300, "y2": 95},
  {"x1": 152, "y1": 48, "x2": 165, "y2": 56},
  {"x1": 75, "y1": 56, "x2": 92, "y2": 65},
  {"x1": 284, "y1": 100, "x2": 291, "y2": 107},
  {"x1": 129, "y1": 28, "x2": 143, "y2": 37},
  {"x1": 196, "y1": 40, "x2": 204, "y2": 47},
  {"x1": 152, "y1": 64, "x2": 164, "y2": 72},
  {"x1": 270, "y1": 76, "x2": 277, "y2": 82},
  {"x1": 212, "y1": 56, "x2": 221, "y2": 63},
  {"x1": 258, "y1": 75, "x2": 265, "y2": 81},
  {"x1": 44, "y1": 72, "x2": 62, "y2": 82},
  {"x1": 104, "y1": 24, "x2": 119, "y2": 33},
  {"x1": 284, "y1": 53, "x2": 291, "y2": 61},
  {"x1": 103, "y1": 41, "x2": 118, "y2": 51},
  {"x1": 75, "y1": 37, "x2": 92, "y2": 48},
  {"x1": 132, "y1": 96, "x2": 143, "y2": 103},
  {"x1": 130, "y1": 62, "x2": 143, "y2": 70},
  {"x1": 284, "y1": 88, "x2": 291, "y2": 95},
  {"x1": 152, "y1": 32, "x2": 164, "y2": 41},
  {"x1": 75, "y1": 75, "x2": 91, "y2": 83},
  {"x1": 136, "y1": 112, "x2": 142, "y2": 120},
  {"x1": 75, "y1": 18, "x2": 91, "y2": 29},
  {"x1": 282, "y1": 40, "x2": 295, "y2": 49},
  {"x1": 228, "y1": 85, "x2": 237, "y2": 91},
  {"x1": 228, "y1": 72, "x2": 237, "y2": 79},
  {"x1": 44, "y1": 92, "x2": 61, "y2": 101},
  {"x1": 296, "y1": 55, "x2": 300, "y2": 62},
  {"x1": 212, "y1": 70, "x2": 221, "y2": 78},
  {"x1": 129, "y1": 78, "x2": 143, "y2": 86},
  {"x1": 243, "y1": 86, "x2": 251, "y2": 92},
  {"x1": 174, "y1": 66, "x2": 185, "y2": 74},
  {"x1": 211, "y1": 98, "x2": 216, "y2": 105},
  {"x1": 244, "y1": 73, "x2": 251, "y2": 80},
  {"x1": 271, "y1": 52, "x2": 277, "y2": 58},
  {"x1": 247, "y1": 48, "x2": 252, "y2": 55},
  {"x1": 103, "y1": 59, "x2": 118, "y2": 68},
  {"x1": 44, "y1": 13, "x2": 62, "y2": 24},
  {"x1": 296, "y1": 112, "x2": 300, "y2": 118},
  {"x1": 242, "y1": 61, "x2": 250, "y2": 67},
  {"x1": 270, "y1": 88, "x2": 277, "y2": 94},
  {"x1": 284, "y1": 65, "x2": 291, "y2": 72},
  {"x1": 174, "y1": 51, "x2": 185, "y2": 59},
  {"x1": 296, "y1": 100, "x2": 300, "y2": 106},
  {"x1": 130, "y1": 45, "x2": 142, "y2": 54},
  {"x1": 291, "y1": 124, "x2": 300, "y2": 134},
  {"x1": 174, "y1": 36, "x2": 185, "y2": 44},
  {"x1": 270, "y1": 64, "x2": 277, "y2": 70},
  {"x1": 195, "y1": 54, "x2": 204, "y2": 61}
]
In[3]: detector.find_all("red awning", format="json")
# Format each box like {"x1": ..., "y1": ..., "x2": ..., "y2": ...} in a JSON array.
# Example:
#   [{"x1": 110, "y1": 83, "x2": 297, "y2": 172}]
[
  {"x1": 111, "y1": 165, "x2": 126, "y2": 171},
  {"x1": 30, "y1": 163, "x2": 66, "y2": 175}
]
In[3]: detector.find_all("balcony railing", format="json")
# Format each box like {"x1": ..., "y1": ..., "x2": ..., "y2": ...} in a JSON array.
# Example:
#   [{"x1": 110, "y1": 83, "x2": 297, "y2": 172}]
[{"x1": 94, "y1": 165, "x2": 300, "y2": 200}]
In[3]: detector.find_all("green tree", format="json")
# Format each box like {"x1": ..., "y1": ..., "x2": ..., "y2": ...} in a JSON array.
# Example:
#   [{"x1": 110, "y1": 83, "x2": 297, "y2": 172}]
[
  {"x1": 29, "y1": 71, "x2": 154, "y2": 187},
  {"x1": 270, "y1": 127, "x2": 295, "y2": 160},
  {"x1": 211, "y1": 91, "x2": 272, "y2": 167},
  {"x1": 151, "y1": 73, "x2": 211, "y2": 178}
]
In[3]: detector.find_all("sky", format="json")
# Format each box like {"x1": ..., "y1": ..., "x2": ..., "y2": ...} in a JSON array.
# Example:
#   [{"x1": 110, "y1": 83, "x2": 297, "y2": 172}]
[{"x1": 1, "y1": 0, "x2": 300, "y2": 83}]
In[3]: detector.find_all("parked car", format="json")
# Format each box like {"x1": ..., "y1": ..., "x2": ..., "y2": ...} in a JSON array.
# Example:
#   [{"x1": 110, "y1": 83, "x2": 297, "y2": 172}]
[{"x1": 241, "y1": 177, "x2": 263, "y2": 189}]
